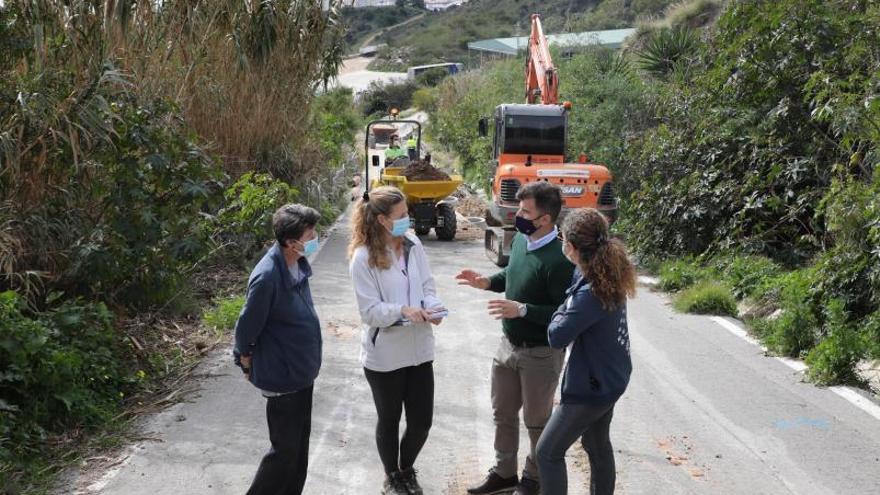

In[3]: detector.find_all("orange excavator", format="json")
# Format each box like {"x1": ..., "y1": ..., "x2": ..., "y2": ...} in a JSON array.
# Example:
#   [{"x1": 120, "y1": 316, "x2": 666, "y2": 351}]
[{"x1": 477, "y1": 14, "x2": 617, "y2": 266}]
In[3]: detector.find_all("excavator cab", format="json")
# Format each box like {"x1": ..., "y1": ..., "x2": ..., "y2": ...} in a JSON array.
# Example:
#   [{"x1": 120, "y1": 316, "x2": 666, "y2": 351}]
[{"x1": 490, "y1": 105, "x2": 567, "y2": 159}]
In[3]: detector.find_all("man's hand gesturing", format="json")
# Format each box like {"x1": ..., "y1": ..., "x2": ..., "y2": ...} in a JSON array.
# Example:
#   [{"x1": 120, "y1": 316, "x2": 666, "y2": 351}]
[{"x1": 456, "y1": 269, "x2": 490, "y2": 290}]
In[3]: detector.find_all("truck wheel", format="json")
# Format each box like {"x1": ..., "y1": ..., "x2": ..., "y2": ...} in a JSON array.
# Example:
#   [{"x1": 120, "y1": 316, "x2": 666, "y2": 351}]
[
  {"x1": 435, "y1": 204, "x2": 457, "y2": 241},
  {"x1": 485, "y1": 229, "x2": 509, "y2": 267},
  {"x1": 415, "y1": 226, "x2": 431, "y2": 236},
  {"x1": 485, "y1": 208, "x2": 502, "y2": 227}
]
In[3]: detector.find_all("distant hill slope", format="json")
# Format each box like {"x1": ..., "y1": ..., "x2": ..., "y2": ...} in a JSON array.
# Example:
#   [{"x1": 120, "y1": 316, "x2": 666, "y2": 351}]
[
  {"x1": 369, "y1": 0, "x2": 675, "y2": 69},
  {"x1": 341, "y1": 4, "x2": 424, "y2": 53}
]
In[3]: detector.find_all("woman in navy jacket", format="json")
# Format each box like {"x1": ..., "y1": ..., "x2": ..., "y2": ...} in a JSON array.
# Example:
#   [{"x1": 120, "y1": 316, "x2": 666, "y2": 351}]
[{"x1": 535, "y1": 208, "x2": 637, "y2": 495}]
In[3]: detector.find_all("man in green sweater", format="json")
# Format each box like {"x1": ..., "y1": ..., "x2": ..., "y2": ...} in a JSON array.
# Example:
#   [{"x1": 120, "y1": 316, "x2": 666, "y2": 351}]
[{"x1": 457, "y1": 182, "x2": 574, "y2": 495}]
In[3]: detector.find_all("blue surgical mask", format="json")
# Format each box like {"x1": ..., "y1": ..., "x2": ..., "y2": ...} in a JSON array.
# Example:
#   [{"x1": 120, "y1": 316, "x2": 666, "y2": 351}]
[
  {"x1": 390, "y1": 216, "x2": 410, "y2": 237},
  {"x1": 302, "y1": 238, "x2": 319, "y2": 256}
]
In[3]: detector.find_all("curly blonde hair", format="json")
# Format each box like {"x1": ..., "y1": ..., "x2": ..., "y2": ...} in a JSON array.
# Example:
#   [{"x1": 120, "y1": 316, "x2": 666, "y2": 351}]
[
  {"x1": 348, "y1": 186, "x2": 405, "y2": 269},
  {"x1": 561, "y1": 208, "x2": 636, "y2": 310}
]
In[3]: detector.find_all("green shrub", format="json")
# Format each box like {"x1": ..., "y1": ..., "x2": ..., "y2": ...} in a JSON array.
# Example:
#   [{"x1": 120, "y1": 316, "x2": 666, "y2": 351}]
[
  {"x1": 814, "y1": 175, "x2": 880, "y2": 320},
  {"x1": 415, "y1": 67, "x2": 450, "y2": 88},
  {"x1": 412, "y1": 87, "x2": 438, "y2": 112},
  {"x1": 805, "y1": 300, "x2": 866, "y2": 385},
  {"x1": 215, "y1": 173, "x2": 300, "y2": 256},
  {"x1": 752, "y1": 268, "x2": 817, "y2": 308},
  {"x1": 863, "y1": 312, "x2": 880, "y2": 360},
  {"x1": 0, "y1": 291, "x2": 133, "y2": 473},
  {"x1": 312, "y1": 87, "x2": 361, "y2": 168},
  {"x1": 752, "y1": 303, "x2": 819, "y2": 358},
  {"x1": 317, "y1": 200, "x2": 344, "y2": 228},
  {"x1": 673, "y1": 281, "x2": 737, "y2": 315},
  {"x1": 711, "y1": 255, "x2": 783, "y2": 299},
  {"x1": 359, "y1": 80, "x2": 420, "y2": 117},
  {"x1": 4, "y1": 95, "x2": 225, "y2": 309},
  {"x1": 202, "y1": 295, "x2": 246, "y2": 337},
  {"x1": 748, "y1": 268, "x2": 821, "y2": 357},
  {"x1": 657, "y1": 258, "x2": 711, "y2": 291}
]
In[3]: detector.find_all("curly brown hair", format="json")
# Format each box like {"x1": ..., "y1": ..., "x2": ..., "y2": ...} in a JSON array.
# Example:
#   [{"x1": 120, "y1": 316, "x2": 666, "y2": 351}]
[
  {"x1": 348, "y1": 186, "x2": 405, "y2": 269},
  {"x1": 561, "y1": 208, "x2": 636, "y2": 310}
]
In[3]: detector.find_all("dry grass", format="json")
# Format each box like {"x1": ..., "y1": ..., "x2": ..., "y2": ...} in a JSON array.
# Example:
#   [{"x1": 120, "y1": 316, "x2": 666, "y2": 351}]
[
  {"x1": 118, "y1": 0, "x2": 346, "y2": 174},
  {"x1": 626, "y1": 0, "x2": 723, "y2": 50},
  {"x1": 666, "y1": 0, "x2": 724, "y2": 29},
  {"x1": 1, "y1": 1, "x2": 346, "y2": 299}
]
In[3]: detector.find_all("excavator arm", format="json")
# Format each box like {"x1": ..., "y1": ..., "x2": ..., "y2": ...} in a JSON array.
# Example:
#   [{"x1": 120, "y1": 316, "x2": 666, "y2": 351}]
[{"x1": 525, "y1": 14, "x2": 559, "y2": 105}]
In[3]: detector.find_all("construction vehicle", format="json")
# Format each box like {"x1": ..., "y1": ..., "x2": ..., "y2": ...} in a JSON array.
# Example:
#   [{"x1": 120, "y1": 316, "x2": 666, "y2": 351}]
[
  {"x1": 366, "y1": 108, "x2": 421, "y2": 170},
  {"x1": 477, "y1": 14, "x2": 618, "y2": 266},
  {"x1": 364, "y1": 119, "x2": 463, "y2": 240}
]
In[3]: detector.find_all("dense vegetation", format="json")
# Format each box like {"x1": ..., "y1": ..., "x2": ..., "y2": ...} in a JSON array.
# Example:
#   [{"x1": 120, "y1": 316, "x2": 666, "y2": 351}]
[
  {"x1": 0, "y1": 1, "x2": 359, "y2": 490},
  {"x1": 426, "y1": 0, "x2": 880, "y2": 386},
  {"x1": 370, "y1": 0, "x2": 674, "y2": 69},
  {"x1": 357, "y1": 67, "x2": 452, "y2": 117}
]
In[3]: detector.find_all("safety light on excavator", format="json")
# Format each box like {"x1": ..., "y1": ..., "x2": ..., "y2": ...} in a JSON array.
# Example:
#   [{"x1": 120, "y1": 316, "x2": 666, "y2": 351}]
[
  {"x1": 579, "y1": 153, "x2": 588, "y2": 163},
  {"x1": 563, "y1": 101, "x2": 572, "y2": 110}
]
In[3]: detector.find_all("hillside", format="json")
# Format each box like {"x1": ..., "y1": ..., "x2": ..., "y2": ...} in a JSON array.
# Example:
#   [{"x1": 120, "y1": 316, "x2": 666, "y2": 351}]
[
  {"x1": 341, "y1": 4, "x2": 423, "y2": 53},
  {"x1": 369, "y1": 0, "x2": 674, "y2": 69}
]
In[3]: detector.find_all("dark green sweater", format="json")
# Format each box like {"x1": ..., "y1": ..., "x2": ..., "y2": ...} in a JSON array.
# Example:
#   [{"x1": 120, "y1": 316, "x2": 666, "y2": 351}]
[{"x1": 488, "y1": 233, "x2": 575, "y2": 346}]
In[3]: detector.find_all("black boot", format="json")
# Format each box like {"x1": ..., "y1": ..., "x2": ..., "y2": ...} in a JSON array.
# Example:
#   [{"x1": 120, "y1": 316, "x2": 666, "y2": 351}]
[
  {"x1": 512, "y1": 476, "x2": 540, "y2": 495},
  {"x1": 382, "y1": 471, "x2": 409, "y2": 495},
  {"x1": 467, "y1": 469, "x2": 519, "y2": 494},
  {"x1": 399, "y1": 467, "x2": 423, "y2": 495}
]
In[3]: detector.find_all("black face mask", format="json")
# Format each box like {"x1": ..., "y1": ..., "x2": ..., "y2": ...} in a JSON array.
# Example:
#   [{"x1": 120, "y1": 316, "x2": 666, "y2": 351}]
[{"x1": 515, "y1": 215, "x2": 539, "y2": 236}]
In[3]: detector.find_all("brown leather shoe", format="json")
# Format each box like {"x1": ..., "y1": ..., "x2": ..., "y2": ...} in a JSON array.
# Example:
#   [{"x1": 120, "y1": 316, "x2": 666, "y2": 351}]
[{"x1": 467, "y1": 469, "x2": 519, "y2": 494}]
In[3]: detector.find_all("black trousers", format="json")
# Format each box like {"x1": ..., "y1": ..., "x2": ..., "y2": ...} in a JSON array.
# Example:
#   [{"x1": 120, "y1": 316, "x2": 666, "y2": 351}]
[
  {"x1": 364, "y1": 361, "x2": 434, "y2": 474},
  {"x1": 246, "y1": 385, "x2": 313, "y2": 495}
]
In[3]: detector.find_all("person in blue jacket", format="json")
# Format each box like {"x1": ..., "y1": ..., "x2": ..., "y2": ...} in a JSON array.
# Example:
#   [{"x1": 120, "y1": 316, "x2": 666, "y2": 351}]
[
  {"x1": 233, "y1": 203, "x2": 323, "y2": 495},
  {"x1": 535, "y1": 208, "x2": 637, "y2": 495}
]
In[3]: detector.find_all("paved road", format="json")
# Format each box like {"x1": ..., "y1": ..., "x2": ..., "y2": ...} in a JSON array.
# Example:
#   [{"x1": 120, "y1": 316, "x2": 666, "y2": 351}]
[
  {"x1": 332, "y1": 68, "x2": 408, "y2": 94},
  {"x1": 67, "y1": 210, "x2": 880, "y2": 494},
  {"x1": 333, "y1": 56, "x2": 407, "y2": 94}
]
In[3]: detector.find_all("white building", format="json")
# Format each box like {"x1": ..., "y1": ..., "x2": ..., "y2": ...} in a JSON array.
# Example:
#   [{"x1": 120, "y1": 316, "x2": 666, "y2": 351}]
[
  {"x1": 425, "y1": 1, "x2": 468, "y2": 10},
  {"x1": 340, "y1": 0, "x2": 469, "y2": 9},
  {"x1": 342, "y1": 0, "x2": 396, "y2": 7}
]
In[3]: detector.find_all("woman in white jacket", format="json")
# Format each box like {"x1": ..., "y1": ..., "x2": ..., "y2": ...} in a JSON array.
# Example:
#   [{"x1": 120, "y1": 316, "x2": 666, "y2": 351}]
[{"x1": 348, "y1": 186, "x2": 445, "y2": 495}]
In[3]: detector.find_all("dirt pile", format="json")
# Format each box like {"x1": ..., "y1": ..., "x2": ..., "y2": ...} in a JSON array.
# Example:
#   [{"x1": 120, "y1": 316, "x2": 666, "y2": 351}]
[
  {"x1": 456, "y1": 195, "x2": 487, "y2": 218},
  {"x1": 401, "y1": 160, "x2": 451, "y2": 181}
]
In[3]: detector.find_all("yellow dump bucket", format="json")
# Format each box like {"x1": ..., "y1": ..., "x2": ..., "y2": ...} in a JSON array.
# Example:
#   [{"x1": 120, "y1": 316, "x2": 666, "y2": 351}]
[{"x1": 373, "y1": 168, "x2": 463, "y2": 202}]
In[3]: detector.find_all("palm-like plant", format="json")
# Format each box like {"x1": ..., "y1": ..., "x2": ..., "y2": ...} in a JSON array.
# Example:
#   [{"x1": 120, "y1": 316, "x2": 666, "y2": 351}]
[
  {"x1": 636, "y1": 27, "x2": 701, "y2": 78},
  {"x1": 595, "y1": 48, "x2": 633, "y2": 79}
]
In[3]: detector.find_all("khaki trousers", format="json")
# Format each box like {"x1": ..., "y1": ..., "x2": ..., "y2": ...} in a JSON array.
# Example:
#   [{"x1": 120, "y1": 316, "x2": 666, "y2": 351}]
[{"x1": 491, "y1": 335, "x2": 565, "y2": 481}]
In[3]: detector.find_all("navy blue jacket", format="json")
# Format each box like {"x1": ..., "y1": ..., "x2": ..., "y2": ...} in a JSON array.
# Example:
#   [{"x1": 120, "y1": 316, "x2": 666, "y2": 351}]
[
  {"x1": 233, "y1": 244, "x2": 322, "y2": 394},
  {"x1": 548, "y1": 275, "x2": 631, "y2": 405}
]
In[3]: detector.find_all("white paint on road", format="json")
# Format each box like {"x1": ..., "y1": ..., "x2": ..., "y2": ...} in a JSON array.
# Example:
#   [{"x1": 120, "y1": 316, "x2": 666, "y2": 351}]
[
  {"x1": 709, "y1": 316, "x2": 880, "y2": 422},
  {"x1": 709, "y1": 316, "x2": 762, "y2": 347},
  {"x1": 829, "y1": 386, "x2": 880, "y2": 422}
]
